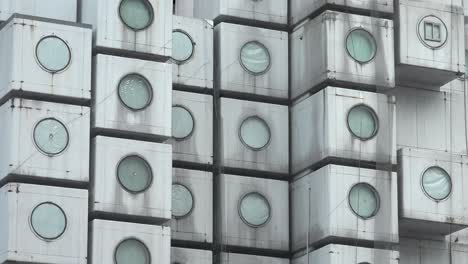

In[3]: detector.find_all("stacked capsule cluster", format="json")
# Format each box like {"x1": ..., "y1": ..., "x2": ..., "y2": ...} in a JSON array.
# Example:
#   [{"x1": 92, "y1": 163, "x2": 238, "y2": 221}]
[
  {"x1": 0, "y1": 1, "x2": 92, "y2": 263},
  {"x1": 1, "y1": 0, "x2": 468, "y2": 264},
  {"x1": 0, "y1": 0, "x2": 174, "y2": 264},
  {"x1": 185, "y1": 0, "x2": 468, "y2": 263}
]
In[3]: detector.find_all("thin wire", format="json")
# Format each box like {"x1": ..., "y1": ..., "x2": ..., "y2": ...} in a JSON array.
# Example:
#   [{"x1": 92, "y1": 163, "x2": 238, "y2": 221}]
[
  {"x1": 346, "y1": 9, "x2": 367, "y2": 261},
  {"x1": 306, "y1": 186, "x2": 311, "y2": 264},
  {"x1": 354, "y1": 118, "x2": 364, "y2": 264}
]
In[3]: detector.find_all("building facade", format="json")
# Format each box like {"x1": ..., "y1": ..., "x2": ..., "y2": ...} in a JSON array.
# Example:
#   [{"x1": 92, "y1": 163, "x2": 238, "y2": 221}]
[{"x1": 0, "y1": 0, "x2": 467, "y2": 264}]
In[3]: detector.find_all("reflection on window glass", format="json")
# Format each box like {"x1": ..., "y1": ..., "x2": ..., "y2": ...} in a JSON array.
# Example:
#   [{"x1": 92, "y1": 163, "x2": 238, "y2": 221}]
[
  {"x1": 239, "y1": 192, "x2": 271, "y2": 227},
  {"x1": 346, "y1": 29, "x2": 377, "y2": 63},
  {"x1": 117, "y1": 156, "x2": 153, "y2": 193},
  {"x1": 172, "y1": 184, "x2": 194, "y2": 218},
  {"x1": 422, "y1": 166, "x2": 452, "y2": 201},
  {"x1": 36, "y1": 36, "x2": 71, "y2": 73},
  {"x1": 348, "y1": 183, "x2": 380, "y2": 219},
  {"x1": 239, "y1": 116, "x2": 271, "y2": 150},
  {"x1": 115, "y1": 239, "x2": 151, "y2": 264},
  {"x1": 240, "y1": 41, "x2": 271, "y2": 75},
  {"x1": 34, "y1": 118, "x2": 69, "y2": 156},
  {"x1": 118, "y1": 74, "x2": 153, "y2": 111},
  {"x1": 347, "y1": 105, "x2": 378, "y2": 140},
  {"x1": 172, "y1": 106, "x2": 194, "y2": 140},
  {"x1": 433, "y1": 25, "x2": 441, "y2": 40},
  {"x1": 424, "y1": 23, "x2": 432, "y2": 40},
  {"x1": 31, "y1": 202, "x2": 67, "y2": 240},
  {"x1": 172, "y1": 31, "x2": 194, "y2": 63},
  {"x1": 119, "y1": 0, "x2": 154, "y2": 30}
]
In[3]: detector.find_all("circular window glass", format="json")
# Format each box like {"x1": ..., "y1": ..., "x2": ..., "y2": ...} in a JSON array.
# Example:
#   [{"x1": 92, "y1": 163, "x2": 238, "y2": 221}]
[
  {"x1": 36, "y1": 36, "x2": 71, "y2": 73},
  {"x1": 172, "y1": 106, "x2": 195, "y2": 140},
  {"x1": 119, "y1": 0, "x2": 154, "y2": 31},
  {"x1": 117, "y1": 155, "x2": 153, "y2": 193},
  {"x1": 348, "y1": 183, "x2": 380, "y2": 219},
  {"x1": 240, "y1": 41, "x2": 271, "y2": 75},
  {"x1": 422, "y1": 166, "x2": 452, "y2": 201},
  {"x1": 118, "y1": 74, "x2": 153, "y2": 111},
  {"x1": 347, "y1": 105, "x2": 379, "y2": 140},
  {"x1": 172, "y1": 184, "x2": 194, "y2": 218},
  {"x1": 346, "y1": 29, "x2": 377, "y2": 64},
  {"x1": 115, "y1": 239, "x2": 151, "y2": 264},
  {"x1": 30, "y1": 202, "x2": 67, "y2": 240},
  {"x1": 172, "y1": 31, "x2": 194, "y2": 64},
  {"x1": 418, "y1": 15, "x2": 447, "y2": 49},
  {"x1": 239, "y1": 116, "x2": 271, "y2": 151},
  {"x1": 239, "y1": 192, "x2": 271, "y2": 227},
  {"x1": 33, "y1": 118, "x2": 69, "y2": 156}
]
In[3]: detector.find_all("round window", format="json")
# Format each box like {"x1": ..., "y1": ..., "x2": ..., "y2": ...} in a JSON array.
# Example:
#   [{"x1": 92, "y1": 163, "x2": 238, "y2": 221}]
[
  {"x1": 115, "y1": 239, "x2": 151, "y2": 264},
  {"x1": 417, "y1": 15, "x2": 447, "y2": 49},
  {"x1": 348, "y1": 183, "x2": 380, "y2": 219},
  {"x1": 172, "y1": 106, "x2": 195, "y2": 140},
  {"x1": 30, "y1": 202, "x2": 67, "y2": 240},
  {"x1": 33, "y1": 118, "x2": 69, "y2": 156},
  {"x1": 119, "y1": 0, "x2": 154, "y2": 31},
  {"x1": 118, "y1": 74, "x2": 153, "y2": 111},
  {"x1": 172, "y1": 30, "x2": 194, "y2": 64},
  {"x1": 347, "y1": 104, "x2": 379, "y2": 140},
  {"x1": 36, "y1": 36, "x2": 71, "y2": 73},
  {"x1": 117, "y1": 155, "x2": 153, "y2": 193},
  {"x1": 172, "y1": 184, "x2": 194, "y2": 218},
  {"x1": 239, "y1": 116, "x2": 271, "y2": 151},
  {"x1": 240, "y1": 41, "x2": 271, "y2": 75},
  {"x1": 346, "y1": 29, "x2": 377, "y2": 64},
  {"x1": 422, "y1": 166, "x2": 452, "y2": 201},
  {"x1": 238, "y1": 192, "x2": 271, "y2": 227}
]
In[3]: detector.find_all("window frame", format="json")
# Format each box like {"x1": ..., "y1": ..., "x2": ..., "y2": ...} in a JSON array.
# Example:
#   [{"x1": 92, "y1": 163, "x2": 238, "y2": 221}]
[
  {"x1": 420, "y1": 166, "x2": 453, "y2": 202},
  {"x1": 33, "y1": 117, "x2": 70, "y2": 157},
  {"x1": 424, "y1": 21, "x2": 442, "y2": 42},
  {"x1": 35, "y1": 35, "x2": 72, "y2": 74},
  {"x1": 345, "y1": 28, "x2": 378, "y2": 64},
  {"x1": 238, "y1": 115, "x2": 272, "y2": 151},
  {"x1": 237, "y1": 191, "x2": 272, "y2": 228},
  {"x1": 117, "y1": 73, "x2": 154, "y2": 111},
  {"x1": 346, "y1": 104, "x2": 379, "y2": 141},
  {"x1": 239, "y1": 40, "x2": 272, "y2": 76},
  {"x1": 171, "y1": 183, "x2": 195, "y2": 219},
  {"x1": 417, "y1": 15, "x2": 448, "y2": 49},
  {"x1": 114, "y1": 238, "x2": 151, "y2": 264},
  {"x1": 116, "y1": 154, "x2": 154, "y2": 194},
  {"x1": 118, "y1": 0, "x2": 155, "y2": 31},
  {"x1": 347, "y1": 182, "x2": 381, "y2": 220},
  {"x1": 171, "y1": 29, "x2": 196, "y2": 64},
  {"x1": 172, "y1": 105, "x2": 196, "y2": 141},
  {"x1": 30, "y1": 201, "x2": 68, "y2": 241}
]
